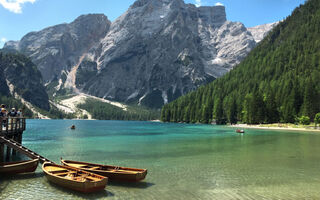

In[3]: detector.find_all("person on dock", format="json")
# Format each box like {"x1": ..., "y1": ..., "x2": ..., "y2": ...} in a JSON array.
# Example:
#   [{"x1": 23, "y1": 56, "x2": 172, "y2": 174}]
[
  {"x1": 17, "y1": 109, "x2": 23, "y2": 117},
  {"x1": 0, "y1": 108, "x2": 7, "y2": 117},
  {"x1": 0, "y1": 105, "x2": 7, "y2": 116},
  {"x1": 8, "y1": 108, "x2": 18, "y2": 130},
  {"x1": 0, "y1": 108, "x2": 7, "y2": 128},
  {"x1": 9, "y1": 108, "x2": 17, "y2": 117}
]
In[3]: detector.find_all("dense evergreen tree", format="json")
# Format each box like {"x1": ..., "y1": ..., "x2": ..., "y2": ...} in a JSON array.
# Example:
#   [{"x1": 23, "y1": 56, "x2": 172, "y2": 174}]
[
  {"x1": 161, "y1": 0, "x2": 320, "y2": 124},
  {"x1": 264, "y1": 92, "x2": 279, "y2": 123},
  {"x1": 315, "y1": 113, "x2": 320, "y2": 127},
  {"x1": 301, "y1": 78, "x2": 318, "y2": 119}
]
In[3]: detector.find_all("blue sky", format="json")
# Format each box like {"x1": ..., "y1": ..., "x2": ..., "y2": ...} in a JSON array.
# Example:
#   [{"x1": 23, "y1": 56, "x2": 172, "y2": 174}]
[{"x1": 0, "y1": 0, "x2": 306, "y2": 47}]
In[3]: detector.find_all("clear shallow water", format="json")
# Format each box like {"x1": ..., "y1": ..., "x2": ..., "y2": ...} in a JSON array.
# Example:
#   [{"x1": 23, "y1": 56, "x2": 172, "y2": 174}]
[{"x1": 1, "y1": 120, "x2": 320, "y2": 200}]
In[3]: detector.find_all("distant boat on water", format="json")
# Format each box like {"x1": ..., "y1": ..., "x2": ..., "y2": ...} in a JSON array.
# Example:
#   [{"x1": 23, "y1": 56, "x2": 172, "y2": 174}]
[
  {"x1": 236, "y1": 129, "x2": 245, "y2": 133},
  {"x1": 70, "y1": 125, "x2": 76, "y2": 130}
]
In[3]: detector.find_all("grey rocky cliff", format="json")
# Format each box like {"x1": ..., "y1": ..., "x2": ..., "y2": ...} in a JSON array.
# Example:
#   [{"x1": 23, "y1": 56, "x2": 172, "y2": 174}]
[
  {"x1": 248, "y1": 22, "x2": 279, "y2": 43},
  {"x1": 4, "y1": 0, "x2": 276, "y2": 108},
  {"x1": 82, "y1": 0, "x2": 256, "y2": 107},
  {"x1": 5, "y1": 14, "x2": 111, "y2": 82},
  {"x1": 0, "y1": 52, "x2": 50, "y2": 110}
]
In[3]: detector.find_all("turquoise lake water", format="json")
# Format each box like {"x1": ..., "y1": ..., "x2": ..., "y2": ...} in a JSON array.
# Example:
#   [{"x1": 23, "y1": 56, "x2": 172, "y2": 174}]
[{"x1": 1, "y1": 119, "x2": 320, "y2": 199}]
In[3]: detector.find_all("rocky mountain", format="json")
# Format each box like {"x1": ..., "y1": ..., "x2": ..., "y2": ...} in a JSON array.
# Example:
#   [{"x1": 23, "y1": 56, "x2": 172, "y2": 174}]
[
  {"x1": 4, "y1": 14, "x2": 111, "y2": 82},
  {"x1": 4, "y1": 0, "x2": 276, "y2": 108},
  {"x1": 0, "y1": 51, "x2": 50, "y2": 111},
  {"x1": 81, "y1": 0, "x2": 257, "y2": 108},
  {"x1": 248, "y1": 22, "x2": 279, "y2": 43}
]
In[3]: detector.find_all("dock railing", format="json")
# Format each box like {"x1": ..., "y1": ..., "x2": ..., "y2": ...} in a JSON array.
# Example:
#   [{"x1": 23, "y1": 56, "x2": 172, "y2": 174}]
[{"x1": 0, "y1": 117, "x2": 26, "y2": 135}]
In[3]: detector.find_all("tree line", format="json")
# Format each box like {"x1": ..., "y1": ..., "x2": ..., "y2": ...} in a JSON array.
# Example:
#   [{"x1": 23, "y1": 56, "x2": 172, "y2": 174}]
[{"x1": 78, "y1": 99, "x2": 160, "y2": 121}]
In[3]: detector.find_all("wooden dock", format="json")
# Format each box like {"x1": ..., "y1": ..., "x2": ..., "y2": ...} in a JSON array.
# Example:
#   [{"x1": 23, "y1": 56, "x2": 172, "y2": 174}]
[
  {"x1": 0, "y1": 136, "x2": 53, "y2": 163},
  {"x1": 0, "y1": 117, "x2": 53, "y2": 163},
  {"x1": 0, "y1": 117, "x2": 26, "y2": 136}
]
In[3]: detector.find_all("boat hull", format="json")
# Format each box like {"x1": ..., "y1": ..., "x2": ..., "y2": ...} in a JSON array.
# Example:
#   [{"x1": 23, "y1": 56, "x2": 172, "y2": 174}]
[
  {"x1": 236, "y1": 129, "x2": 245, "y2": 133},
  {"x1": 45, "y1": 173, "x2": 106, "y2": 193},
  {"x1": 42, "y1": 162, "x2": 108, "y2": 193},
  {"x1": 0, "y1": 159, "x2": 39, "y2": 174},
  {"x1": 81, "y1": 169, "x2": 147, "y2": 182},
  {"x1": 61, "y1": 160, "x2": 147, "y2": 182}
]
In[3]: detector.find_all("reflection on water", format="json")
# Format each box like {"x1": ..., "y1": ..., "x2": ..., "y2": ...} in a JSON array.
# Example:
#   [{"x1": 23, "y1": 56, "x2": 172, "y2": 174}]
[
  {"x1": 1, "y1": 120, "x2": 320, "y2": 199},
  {"x1": 1, "y1": 171, "x2": 44, "y2": 180},
  {"x1": 47, "y1": 182, "x2": 113, "y2": 199}
]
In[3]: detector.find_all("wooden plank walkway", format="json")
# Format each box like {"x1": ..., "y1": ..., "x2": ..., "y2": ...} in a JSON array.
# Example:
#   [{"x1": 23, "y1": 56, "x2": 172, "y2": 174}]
[{"x1": 0, "y1": 136, "x2": 54, "y2": 164}]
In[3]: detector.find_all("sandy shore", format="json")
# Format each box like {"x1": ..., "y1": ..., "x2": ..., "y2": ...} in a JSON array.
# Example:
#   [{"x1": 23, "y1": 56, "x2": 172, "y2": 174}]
[
  {"x1": 150, "y1": 120, "x2": 161, "y2": 122},
  {"x1": 230, "y1": 124, "x2": 320, "y2": 132}
]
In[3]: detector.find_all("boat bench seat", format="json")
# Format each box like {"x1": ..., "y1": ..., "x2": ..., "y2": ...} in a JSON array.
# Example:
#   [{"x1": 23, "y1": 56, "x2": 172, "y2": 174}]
[
  {"x1": 55, "y1": 172, "x2": 71, "y2": 176},
  {"x1": 51, "y1": 170, "x2": 77, "y2": 176},
  {"x1": 85, "y1": 176, "x2": 103, "y2": 181}
]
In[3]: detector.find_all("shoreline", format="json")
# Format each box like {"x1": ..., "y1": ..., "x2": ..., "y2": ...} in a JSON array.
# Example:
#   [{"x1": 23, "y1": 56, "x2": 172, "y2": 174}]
[{"x1": 230, "y1": 124, "x2": 320, "y2": 132}]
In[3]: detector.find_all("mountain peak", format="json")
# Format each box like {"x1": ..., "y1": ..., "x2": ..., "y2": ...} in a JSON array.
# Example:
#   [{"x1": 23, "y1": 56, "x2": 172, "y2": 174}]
[
  {"x1": 127, "y1": 0, "x2": 226, "y2": 27},
  {"x1": 131, "y1": 0, "x2": 183, "y2": 8},
  {"x1": 72, "y1": 13, "x2": 109, "y2": 24},
  {"x1": 197, "y1": 5, "x2": 226, "y2": 24}
]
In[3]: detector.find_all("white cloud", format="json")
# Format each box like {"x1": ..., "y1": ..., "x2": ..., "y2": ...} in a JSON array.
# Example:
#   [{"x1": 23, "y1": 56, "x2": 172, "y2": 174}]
[
  {"x1": 195, "y1": 0, "x2": 201, "y2": 7},
  {"x1": 0, "y1": 37, "x2": 7, "y2": 43},
  {"x1": 215, "y1": 2, "x2": 224, "y2": 6},
  {"x1": 0, "y1": 0, "x2": 36, "y2": 14}
]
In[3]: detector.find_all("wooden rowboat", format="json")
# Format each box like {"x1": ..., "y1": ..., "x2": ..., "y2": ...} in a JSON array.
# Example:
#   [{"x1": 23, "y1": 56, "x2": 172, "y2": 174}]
[
  {"x1": 42, "y1": 162, "x2": 108, "y2": 193},
  {"x1": 0, "y1": 158, "x2": 39, "y2": 174},
  {"x1": 61, "y1": 159, "x2": 147, "y2": 182}
]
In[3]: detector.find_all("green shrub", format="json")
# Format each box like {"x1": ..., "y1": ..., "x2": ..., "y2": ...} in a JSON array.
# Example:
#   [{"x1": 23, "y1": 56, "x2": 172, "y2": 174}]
[
  {"x1": 299, "y1": 116, "x2": 310, "y2": 125},
  {"x1": 315, "y1": 113, "x2": 320, "y2": 126}
]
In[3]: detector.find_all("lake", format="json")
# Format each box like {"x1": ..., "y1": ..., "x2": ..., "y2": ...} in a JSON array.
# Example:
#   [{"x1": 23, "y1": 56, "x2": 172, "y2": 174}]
[{"x1": 1, "y1": 120, "x2": 320, "y2": 199}]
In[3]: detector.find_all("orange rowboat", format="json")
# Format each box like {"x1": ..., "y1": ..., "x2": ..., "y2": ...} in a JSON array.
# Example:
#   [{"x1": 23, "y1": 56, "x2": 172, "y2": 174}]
[
  {"x1": 0, "y1": 159, "x2": 39, "y2": 174},
  {"x1": 42, "y1": 162, "x2": 108, "y2": 193},
  {"x1": 61, "y1": 159, "x2": 147, "y2": 182}
]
